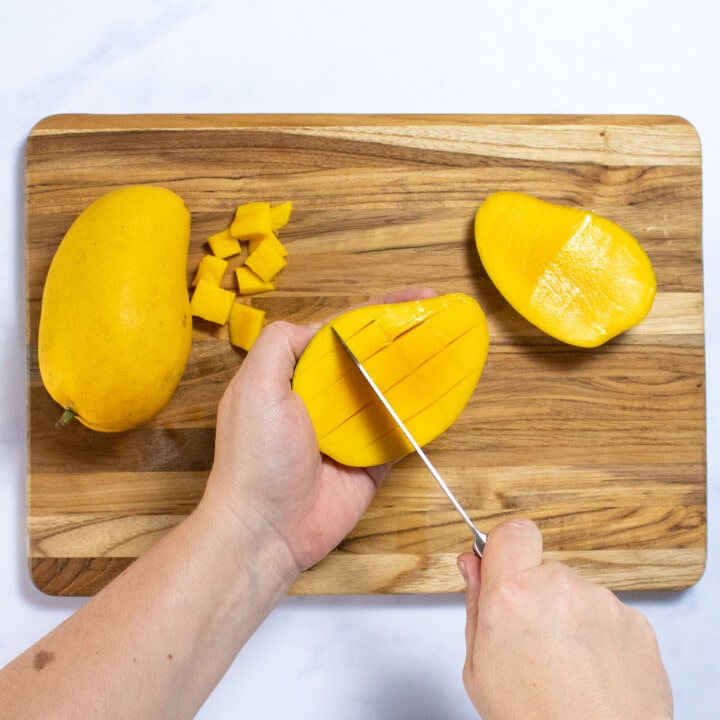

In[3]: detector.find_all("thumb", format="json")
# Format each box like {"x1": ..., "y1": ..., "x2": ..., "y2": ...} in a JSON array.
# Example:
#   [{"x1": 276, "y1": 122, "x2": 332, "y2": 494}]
[
  {"x1": 218, "y1": 320, "x2": 319, "y2": 422},
  {"x1": 243, "y1": 320, "x2": 319, "y2": 381},
  {"x1": 480, "y1": 518, "x2": 543, "y2": 587}
]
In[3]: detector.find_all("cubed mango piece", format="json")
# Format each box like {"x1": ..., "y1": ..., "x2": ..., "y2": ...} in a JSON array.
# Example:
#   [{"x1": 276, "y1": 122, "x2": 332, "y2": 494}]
[
  {"x1": 269, "y1": 201, "x2": 293, "y2": 231},
  {"x1": 235, "y1": 266, "x2": 275, "y2": 295},
  {"x1": 229, "y1": 302, "x2": 266, "y2": 351},
  {"x1": 245, "y1": 238, "x2": 287, "y2": 282},
  {"x1": 190, "y1": 279, "x2": 236, "y2": 324},
  {"x1": 208, "y1": 228, "x2": 242, "y2": 259},
  {"x1": 192, "y1": 254, "x2": 229, "y2": 287},
  {"x1": 230, "y1": 202, "x2": 273, "y2": 240},
  {"x1": 248, "y1": 231, "x2": 288, "y2": 258}
]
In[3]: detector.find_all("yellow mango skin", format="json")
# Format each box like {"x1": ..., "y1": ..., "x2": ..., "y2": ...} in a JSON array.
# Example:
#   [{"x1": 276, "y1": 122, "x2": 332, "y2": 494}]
[
  {"x1": 475, "y1": 192, "x2": 657, "y2": 348},
  {"x1": 38, "y1": 185, "x2": 193, "y2": 432},
  {"x1": 292, "y1": 293, "x2": 489, "y2": 467}
]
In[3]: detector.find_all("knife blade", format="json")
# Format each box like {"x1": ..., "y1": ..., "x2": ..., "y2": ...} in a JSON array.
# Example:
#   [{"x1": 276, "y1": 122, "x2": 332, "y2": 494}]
[{"x1": 331, "y1": 326, "x2": 487, "y2": 557}]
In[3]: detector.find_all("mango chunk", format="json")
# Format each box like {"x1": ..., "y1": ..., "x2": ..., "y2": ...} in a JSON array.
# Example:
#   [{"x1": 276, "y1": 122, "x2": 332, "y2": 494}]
[
  {"x1": 292, "y1": 292, "x2": 489, "y2": 466},
  {"x1": 192, "y1": 254, "x2": 229, "y2": 287},
  {"x1": 245, "y1": 238, "x2": 287, "y2": 282},
  {"x1": 190, "y1": 279, "x2": 235, "y2": 324},
  {"x1": 230, "y1": 202, "x2": 273, "y2": 240},
  {"x1": 248, "y1": 231, "x2": 288, "y2": 258},
  {"x1": 228, "y1": 302, "x2": 266, "y2": 351},
  {"x1": 191, "y1": 199, "x2": 293, "y2": 347},
  {"x1": 475, "y1": 192, "x2": 656, "y2": 347},
  {"x1": 269, "y1": 201, "x2": 293, "y2": 231},
  {"x1": 208, "y1": 228, "x2": 242, "y2": 259},
  {"x1": 235, "y1": 266, "x2": 275, "y2": 295}
]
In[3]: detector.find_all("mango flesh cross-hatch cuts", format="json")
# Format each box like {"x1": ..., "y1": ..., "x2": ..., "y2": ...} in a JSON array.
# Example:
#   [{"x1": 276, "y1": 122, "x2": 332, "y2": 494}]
[
  {"x1": 475, "y1": 192, "x2": 657, "y2": 348},
  {"x1": 292, "y1": 293, "x2": 489, "y2": 467}
]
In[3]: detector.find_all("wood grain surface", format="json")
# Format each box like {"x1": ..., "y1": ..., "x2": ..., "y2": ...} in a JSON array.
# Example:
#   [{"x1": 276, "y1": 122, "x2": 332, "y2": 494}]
[{"x1": 25, "y1": 114, "x2": 706, "y2": 595}]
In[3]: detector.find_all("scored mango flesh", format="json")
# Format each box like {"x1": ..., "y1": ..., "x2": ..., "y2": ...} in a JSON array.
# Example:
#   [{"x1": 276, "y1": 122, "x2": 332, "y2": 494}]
[
  {"x1": 475, "y1": 192, "x2": 657, "y2": 348},
  {"x1": 292, "y1": 293, "x2": 489, "y2": 467}
]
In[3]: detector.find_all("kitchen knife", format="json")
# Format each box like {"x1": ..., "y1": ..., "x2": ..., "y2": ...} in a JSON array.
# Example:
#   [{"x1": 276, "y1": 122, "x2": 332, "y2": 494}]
[{"x1": 331, "y1": 326, "x2": 487, "y2": 557}]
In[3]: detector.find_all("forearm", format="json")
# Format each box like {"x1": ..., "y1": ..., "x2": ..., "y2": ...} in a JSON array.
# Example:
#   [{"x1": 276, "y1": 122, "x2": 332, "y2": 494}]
[
  {"x1": 1, "y1": 313, "x2": 392, "y2": 718},
  {"x1": 0, "y1": 496, "x2": 297, "y2": 719}
]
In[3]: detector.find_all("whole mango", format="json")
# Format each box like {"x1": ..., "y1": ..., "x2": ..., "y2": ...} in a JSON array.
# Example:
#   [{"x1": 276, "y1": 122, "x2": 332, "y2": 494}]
[{"x1": 38, "y1": 185, "x2": 193, "y2": 431}]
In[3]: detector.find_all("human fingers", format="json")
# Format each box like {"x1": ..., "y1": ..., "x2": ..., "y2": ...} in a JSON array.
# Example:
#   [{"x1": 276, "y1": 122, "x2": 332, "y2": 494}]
[
  {"x1": 457, "y1": 552, "x2": 482, "y2": 677},
  {"x1": 321, "y1": 287, "x2": 438, "y2": 324},
  {"x1": 479, "y1": 518, "x2": 543, "y2": 587},
  {"x1": 346, "y1": 286, "x2": 437, "y2": 310},
  {"x1": 375, "y1": 286, "x2": 437, "y2": 304},
  {"x1": 240, "y1": 320, "x2": 318, "y2": 385},
  {"x1": 215, "y1": 321, "x2": 320, "y2": 469}
]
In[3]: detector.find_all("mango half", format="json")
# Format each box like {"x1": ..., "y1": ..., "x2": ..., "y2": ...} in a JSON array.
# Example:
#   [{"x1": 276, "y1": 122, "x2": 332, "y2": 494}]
[
  {"x1": 475, "y1": 192, "x2": 656, "y2": 348},
  {"x1": 292, "y1": 293, "x2": 489, "y2": 466},
  {"x1": 38, "y1": 185, "x2": 193, "y2": 432}
]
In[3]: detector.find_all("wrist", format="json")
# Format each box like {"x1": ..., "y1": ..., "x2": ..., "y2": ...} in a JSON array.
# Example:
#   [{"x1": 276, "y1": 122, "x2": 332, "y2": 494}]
[{"x1": 193, "y1": 479, "x2": 301, "y2": 594}]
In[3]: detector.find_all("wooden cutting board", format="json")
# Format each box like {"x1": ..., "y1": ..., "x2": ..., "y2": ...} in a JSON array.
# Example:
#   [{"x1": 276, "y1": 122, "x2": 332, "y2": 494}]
[{"x1": 25, "y1": 114, "x2": 706, "y2": 595}]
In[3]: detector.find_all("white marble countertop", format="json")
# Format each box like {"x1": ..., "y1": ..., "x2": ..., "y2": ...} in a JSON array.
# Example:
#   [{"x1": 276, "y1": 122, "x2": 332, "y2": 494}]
[{"x1": 2, "y1": 1, "x2": 718, "y2": 717}]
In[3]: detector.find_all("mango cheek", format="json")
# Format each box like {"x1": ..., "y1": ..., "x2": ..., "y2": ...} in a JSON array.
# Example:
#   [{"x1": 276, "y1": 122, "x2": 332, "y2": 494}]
[
  {"x1": 475, "y1": 191, "x2": 656, "y2": 348},
  {"x1": 292, "y1": 292, "x2": 489, "y2": 467}
]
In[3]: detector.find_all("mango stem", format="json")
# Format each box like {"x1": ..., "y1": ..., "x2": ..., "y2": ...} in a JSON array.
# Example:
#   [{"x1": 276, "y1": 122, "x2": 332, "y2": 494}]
[{"x1": 55, "y1": 407, "x2": 76, "y2": 430}]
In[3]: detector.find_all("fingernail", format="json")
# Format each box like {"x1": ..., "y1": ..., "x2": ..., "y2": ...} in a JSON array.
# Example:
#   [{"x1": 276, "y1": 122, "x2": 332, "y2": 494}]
[{"x1": 457, "y1": 557, "x2": 469, "y2": 582}]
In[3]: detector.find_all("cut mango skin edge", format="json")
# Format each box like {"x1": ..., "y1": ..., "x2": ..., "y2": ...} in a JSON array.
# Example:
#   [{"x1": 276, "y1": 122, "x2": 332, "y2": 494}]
[
  {"x1": 475, "y1": 192, "x2": 657, "y2": 348},
  {"x1": 292, "y1": 293, "x2": 489, "y2": 467}
]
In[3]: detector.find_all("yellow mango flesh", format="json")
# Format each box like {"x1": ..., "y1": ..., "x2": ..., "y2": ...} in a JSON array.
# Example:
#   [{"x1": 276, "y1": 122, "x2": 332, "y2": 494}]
[
  {"x1": 192, "y1": 254, "x2": 228, "y2": 287},
  {"x1": 292, "y1": 293, "x2": 489, "y2": 466},
  {"x1": 475, "y1": 192, "x2": 656, "y2": 348},
  {"x1": 235, "y1": 266, "x2": 275, "y2": 295},
  {"x1": 248, "y1": 231, "x2": 288, "y2": 258},
  {"x1": 230, "y1": 201, "x2": 273, "y2": 240},
  {"x1": 269, "y1": 201, "x2": 293, "y2": 232},
  {"x1": 244, "y1": 239, "x2": 287, "y2": 282},
  {"x1": 228, "y1": 302, "x2": 266, "y2": 351},
  {"x1": 38, "y1": 185, "x2": 192, "y2": 432},
  {"x1": 207, "y1": 228, "x2": 241, "y2": 258},
  {"x1": 190, "y1": 279, "x2": 236, "y2": 325}
]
